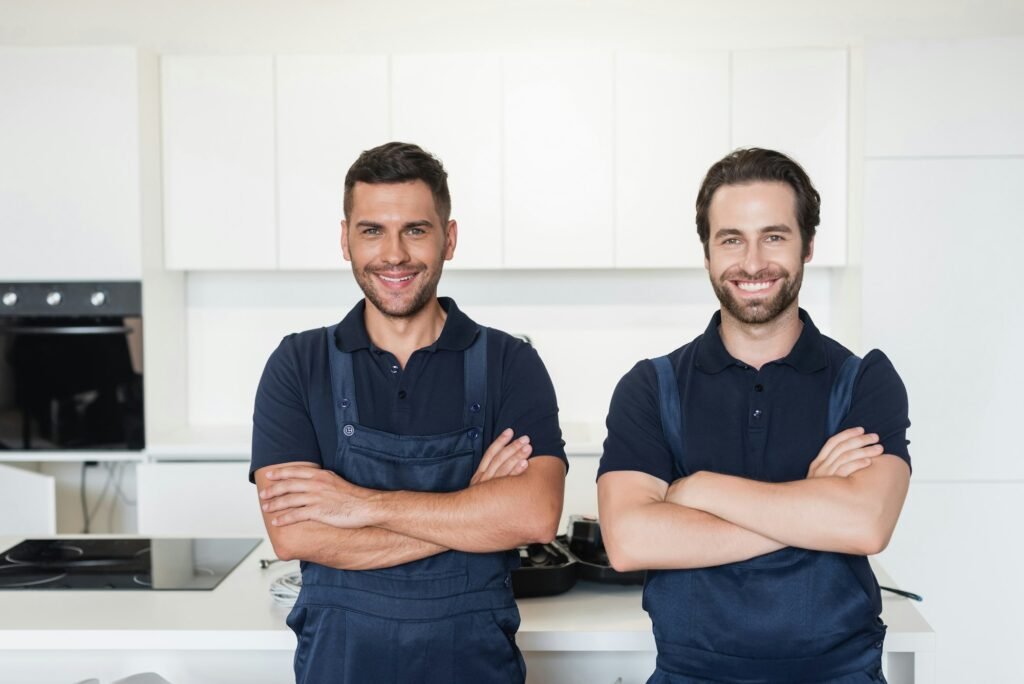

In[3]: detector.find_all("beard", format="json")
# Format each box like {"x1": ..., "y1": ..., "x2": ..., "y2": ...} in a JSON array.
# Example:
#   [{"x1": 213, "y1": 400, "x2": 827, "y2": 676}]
[
  {"x1": 353, "y1": 263, "x2": 443, "y2": 320},
  {"x1": 710, "y1": 264, "x2": 803, "y2": 325}
]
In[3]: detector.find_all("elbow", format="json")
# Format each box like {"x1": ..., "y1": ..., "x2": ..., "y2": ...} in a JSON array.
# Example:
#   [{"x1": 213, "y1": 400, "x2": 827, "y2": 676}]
[
  {"x1": 601, "y1": 522, "x2": 642, "y2": 573},
  {"x1": 853, "y1": 527, "x2": 893, "y2": 556},
  {"x1": 268, "y1": 534, "x2": 298, "y2": 562},
  {"x1": 525, "y1": 509, "x2": 560, "y2": 545}
]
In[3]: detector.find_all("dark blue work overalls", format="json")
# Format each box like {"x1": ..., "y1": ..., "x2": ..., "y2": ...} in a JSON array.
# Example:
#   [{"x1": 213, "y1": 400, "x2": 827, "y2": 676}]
[
  {"x1": 286, "y1": 325, "x2": 525, "y2": 683},
  {"x1": 644, "y1": 355, "x2": 888, "y2": 684}
]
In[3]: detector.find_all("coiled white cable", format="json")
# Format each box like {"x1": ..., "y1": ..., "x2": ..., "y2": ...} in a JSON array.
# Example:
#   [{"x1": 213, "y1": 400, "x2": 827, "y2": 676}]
[{"x1": 269, "y1": 571, "x2": 303, "y2": 607}]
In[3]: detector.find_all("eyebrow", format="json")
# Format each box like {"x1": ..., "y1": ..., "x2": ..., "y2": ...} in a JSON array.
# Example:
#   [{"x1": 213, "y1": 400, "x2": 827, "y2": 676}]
[
  {"x1": 713, "y1": 224, "x2": 794, "y2": 240},
  {"x1": 354, "y1": 220, "x2": 435, "y2": 229}
]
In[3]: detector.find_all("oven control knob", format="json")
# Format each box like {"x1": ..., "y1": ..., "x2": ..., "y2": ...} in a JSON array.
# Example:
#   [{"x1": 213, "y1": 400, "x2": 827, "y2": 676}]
[
  {"x1": 90, "y1": 291, "x2": 107, "y2": 307},
  {"x1": 46, "y1": 291, "x2": 63, "y2": 306},
  {"x1": 1, "y1": 292, "x2": 16, "y2": 307}
]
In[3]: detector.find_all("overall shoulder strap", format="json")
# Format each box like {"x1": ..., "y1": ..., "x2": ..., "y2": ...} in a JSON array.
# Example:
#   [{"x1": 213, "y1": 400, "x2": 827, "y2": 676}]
[
  {"x1": 463, "y1": 326, "x2": 488, "y2": 432},
  {"x1": 827, "y1": 354, "x2": 862, "y2": 435},
  {"x1": 326, "y1": 324, "x2": 359, "y2": 426},
  {"x1": 651, "y1": 356, "x2": 685, "y2": 468}
]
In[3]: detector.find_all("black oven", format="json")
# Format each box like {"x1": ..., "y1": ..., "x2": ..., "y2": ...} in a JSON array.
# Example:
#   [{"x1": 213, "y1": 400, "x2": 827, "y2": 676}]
[{"x1": 0, "y1": 282, "x2": 143, "y2": 451}]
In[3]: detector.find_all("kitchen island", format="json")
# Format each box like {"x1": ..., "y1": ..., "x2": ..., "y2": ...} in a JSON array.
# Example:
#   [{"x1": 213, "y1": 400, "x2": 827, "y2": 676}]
[{"x1": 0, "y1": 538, "x2": 934, "y2": 684}]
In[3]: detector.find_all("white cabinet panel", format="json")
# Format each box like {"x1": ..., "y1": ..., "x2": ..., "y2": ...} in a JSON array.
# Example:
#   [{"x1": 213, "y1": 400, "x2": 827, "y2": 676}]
[
  {"x1": 392, "y1": 54, "x2": 502, "y2": 270},
  {"x1": 866, "y1": 37, "x2": 1024, "y2": 158},
  {"x1": 863, "y1": 158, "x2": 1024, "y2": 480},
  {"x1": 0, "y1": 464, "x2": 55, "y2": 536},
  {"x1": 0, "y1": 47, "x2": 141, "y2": 281},
  {"x1": 503, "y1": 54, "x2": 615, "y2": 268},
  {"x1": 732, "y1": 49, "x2": 848, "y2": 266},
  {"x1": 137, "y1": 462, "x2": 265, "y2": 536},
  {"x1": 277, "y1": 55, "x2": 390, "y2": 270},
  {"x1": 162, "y1": 56, "x2": 276, "y2": 270},
  {"x1": 615, "y1": 51, "x2": 730, "y2": 268}
]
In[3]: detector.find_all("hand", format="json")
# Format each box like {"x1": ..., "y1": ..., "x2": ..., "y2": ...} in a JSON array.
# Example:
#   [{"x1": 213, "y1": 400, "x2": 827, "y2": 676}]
[
  {"x1": 664, "y1": 472, "x2": 702, "y2": 507},
  {"x1": 470, "y1": 428, "x2": 532, "y2": 485},
  {"x1": 259, "y1": 467, "x2": 377, "y2": 528},
  {"x1": 807, "y1": 427, "x2": 883, "y2": 479}
]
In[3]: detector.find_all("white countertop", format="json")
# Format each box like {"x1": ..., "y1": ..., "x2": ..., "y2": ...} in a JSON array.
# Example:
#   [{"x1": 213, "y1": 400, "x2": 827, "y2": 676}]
[{"x1": 0, "y1": 538, "x2": 934, "y2": 655}]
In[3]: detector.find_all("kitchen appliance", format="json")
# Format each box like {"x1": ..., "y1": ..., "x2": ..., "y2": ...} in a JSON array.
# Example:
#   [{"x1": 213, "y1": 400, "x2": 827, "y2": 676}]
[
  {"x1": 0, "y1": 538, "x2": 261, "y2": 590},
  {"x1": 0, "y1": 281, "x2": 144, "y2": 451}
]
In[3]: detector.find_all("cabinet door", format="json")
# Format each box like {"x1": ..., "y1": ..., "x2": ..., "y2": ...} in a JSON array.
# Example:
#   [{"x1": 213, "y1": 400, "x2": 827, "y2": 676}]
[
  {"x1": 392, "y1": 54, "x2": 502, "y2": 269},
  {"x1": 615, "y1": 51, "x2": 731, "y2": 268},
  {"x1": 162, "y1": 56, "x2": 276, "y2": 270},
  {"x1": 276, "y1": 55, "x2": 390, "y2": 270},
  {"x1": 731, "y1": 49, "x2": 848, "y2": 266},
  {"x1": 137, "y1": 462, "x2": 265, "y2": 536},
  {"x1": 503, "y1": 54, "x2": 615, "y2": 268},
  {"x1": 0, "y1": 47, "x2": 141, "y2": 281}
]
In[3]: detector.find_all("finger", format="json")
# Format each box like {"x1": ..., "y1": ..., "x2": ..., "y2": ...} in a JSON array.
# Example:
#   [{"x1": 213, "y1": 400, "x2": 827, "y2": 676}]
[
  {"x1": 271, "y1": 508, "x2": 311, "y2": 526},
  {"x1": 835, "y1": 457, "x2": 874, "y2": 478},
  {"x1": 824, "y1": 445, "x2": 883, "y2": 476},
  {"x1": 481, "y1": 437, "x2": 530, "y2": 481},
  {"x1": 821, "y1": 432, "x2": 879, "y2": 471},
  {"x1": 492, "y1": 444, "x2": 533, "y2": 478},
  {"x1": 475, "y1": 428, "x2": 515, "y2": 476},
  {"x1": 260, "y1": 480, "x2": 315, "y2": 500},
  {"x1": 262, "y1": 493, "x2": 317, "y2": 514},
  {"x1": 809, "y1": 427, "x2": 865, "y2": 471},
  {"x1": 265, "y1": 467, "x2": 318, "y2": 481}
]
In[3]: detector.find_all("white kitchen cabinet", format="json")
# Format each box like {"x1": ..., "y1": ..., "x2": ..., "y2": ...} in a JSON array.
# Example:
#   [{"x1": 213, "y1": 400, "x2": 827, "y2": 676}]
[
  {"x1": 0, "y1": 47, "x2": 141, "y2": 281},
  {"x1": 276, "y1": 55, "x2": 390, "y2": 270},
  {"x1": 731, "y1": 49, "x2": 848, "y2": 266},
  {"x1": 866, "y1": 37, "x2": 1024, "y2": 158},
  {"x1": 503, "y1": 54, "x2": 615, "y2": 268},
  {"x1": 392, "y1": 54, "x2": 503, "y2": 269},
  {"x1": 136, "y1": 461, "x2": 265, "y2": 536},
  {"x1": 0, "y1": 464, "x2": 55, "y2": 535},
  {"x1": 615, "y1": 51, "x2": 731, "y2": 269},
  {"x1": 162, "y1": 56, "x2": 276, "y2": 270}
]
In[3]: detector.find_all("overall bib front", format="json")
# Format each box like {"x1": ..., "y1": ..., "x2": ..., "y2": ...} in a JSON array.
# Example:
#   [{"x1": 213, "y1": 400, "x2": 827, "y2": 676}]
[
  {"x1": 286, "y1": 326, "x2": 525, "y2": 684},
  {"x1": 643, "y1": 356, "x2": 887, "y2": 684}
]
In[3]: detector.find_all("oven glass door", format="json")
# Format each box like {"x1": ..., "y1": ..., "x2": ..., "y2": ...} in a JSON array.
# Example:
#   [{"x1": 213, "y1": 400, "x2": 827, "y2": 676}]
[{"x1": 0, "y1": 317, "x2": 144, "y2": 450}]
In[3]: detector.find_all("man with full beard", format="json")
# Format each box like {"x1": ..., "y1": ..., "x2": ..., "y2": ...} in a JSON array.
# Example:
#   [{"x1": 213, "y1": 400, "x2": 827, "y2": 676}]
[
  {"x1": 598, "y1": 148, "x2": 911, "y2": 683},
  {"x1": 251, "y1": 142, "x2": 566, "y2": 683}
]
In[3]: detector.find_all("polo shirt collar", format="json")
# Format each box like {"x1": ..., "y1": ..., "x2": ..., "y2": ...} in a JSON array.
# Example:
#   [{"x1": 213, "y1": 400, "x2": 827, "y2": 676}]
[
  {"x1": 695, "y1": 308, "x2": 827, "y2": 374},
  {"x1": 333, "y1": 297, "x2": 479, "y2": 353}
]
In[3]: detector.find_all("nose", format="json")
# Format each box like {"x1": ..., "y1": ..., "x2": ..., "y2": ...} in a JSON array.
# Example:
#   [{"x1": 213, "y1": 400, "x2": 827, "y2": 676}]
[
  {"x1": 741, "y1": 241, "x2": 767, "y2": 276},
  {"x1": 379, "y1": 231, "x2": 410, "y2": 265}
]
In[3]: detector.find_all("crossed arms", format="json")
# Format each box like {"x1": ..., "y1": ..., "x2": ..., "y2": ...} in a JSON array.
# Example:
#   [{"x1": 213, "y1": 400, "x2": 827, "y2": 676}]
[
  {"x1": 598, "y1": 427, "x2": 911, "y2": 572},
  {"x1": 254, "y1": 429, "x2": 566, "y2": 570}
]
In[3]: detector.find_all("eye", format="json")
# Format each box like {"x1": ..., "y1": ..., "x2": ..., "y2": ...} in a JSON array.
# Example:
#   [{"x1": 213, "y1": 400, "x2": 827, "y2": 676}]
[
  {"x1": 361, "y1": 227, "x2": 382, "y2": 236},
  {"x1": 405, "y1": 226, "x2": 427, "y2": 236},
  {"x1": 722, "y1": 238, "x2": 741, "y2": 245},
  {"x1": 765, "y1": 234, "x2": 785, "y2": 243}
]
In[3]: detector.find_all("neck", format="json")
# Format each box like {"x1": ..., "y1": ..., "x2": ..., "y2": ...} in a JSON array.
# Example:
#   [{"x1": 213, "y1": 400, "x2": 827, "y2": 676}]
[
  {"x1": 718, "y1": 302, "x2": 803, "y2": 370},
  {"x1": 363, "y1": 297, "x2": 447, "y2": 367}
]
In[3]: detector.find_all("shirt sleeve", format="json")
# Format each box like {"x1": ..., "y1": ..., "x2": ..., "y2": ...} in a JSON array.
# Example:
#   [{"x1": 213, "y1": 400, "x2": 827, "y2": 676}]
[
  {"x1": 249, "y1": 335, "x2": 323, "y2": 483},
  {"x1": 494, "y1": 340, "x2": 568, "y2": 469},
  {"x1": 841, "y1": 349, "x2": 912, "y2": 471},
  {"x1": 598, "y1": 360, "x2": 675, "y2": 483}
]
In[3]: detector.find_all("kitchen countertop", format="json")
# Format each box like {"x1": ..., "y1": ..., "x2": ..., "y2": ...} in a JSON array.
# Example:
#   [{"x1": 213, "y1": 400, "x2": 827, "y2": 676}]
[{"x1": 0, "y1": 537, "x2": 933, "y2": 656}]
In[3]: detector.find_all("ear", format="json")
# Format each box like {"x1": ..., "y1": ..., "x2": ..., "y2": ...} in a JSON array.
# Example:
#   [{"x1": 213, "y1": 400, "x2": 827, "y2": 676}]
[
  {"x1": 340, "y1": 220, "x2": 351, "y2": 262},
  {"x1": 804, "y1": 237, "x2": 815, "y2": 264},
  {"x1": 444, "y1": 220, "x2": 458, "y2": 261}
]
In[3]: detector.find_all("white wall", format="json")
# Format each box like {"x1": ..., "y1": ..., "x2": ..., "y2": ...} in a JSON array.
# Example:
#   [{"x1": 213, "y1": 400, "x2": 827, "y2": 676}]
[{"x1": 864, "y1": 37, "x2": 1024, "y2": 684}]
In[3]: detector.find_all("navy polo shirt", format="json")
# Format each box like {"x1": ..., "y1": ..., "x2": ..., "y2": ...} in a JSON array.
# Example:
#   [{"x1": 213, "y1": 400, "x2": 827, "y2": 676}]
[
  {"x1": 251, "y1": 297, "x2": 567, "y2": 482},
  {"x1": 599, "y1": 309, "x2": 910, "y2": 483}
]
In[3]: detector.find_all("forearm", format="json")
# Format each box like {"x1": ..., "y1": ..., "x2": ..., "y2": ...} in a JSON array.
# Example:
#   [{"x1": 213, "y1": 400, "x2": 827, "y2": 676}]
[
  {"x1": 682, "y1": 471, "x2": 893, "y2": 555},
  {"x1": 603, "y1": 500, "x2": 785, "y2": 572},
  {"x1": 269, "y1": 520, "x2": 447, "y2": 570},
  {"x1": 367, "y1": 458, "x2": 564, "y2": 553}
]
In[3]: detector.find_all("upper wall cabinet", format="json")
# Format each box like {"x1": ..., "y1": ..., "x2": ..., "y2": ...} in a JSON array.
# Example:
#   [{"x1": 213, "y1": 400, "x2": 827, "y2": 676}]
[
  {"x1": 866, "y1": 37, "x2": 1024, "y2": 158},
  {"x1": 276, "y1": 55, "x2": 389, "y2": 270},
  {"x1": 731, "y1": 49, "x2": 848, "y2": 266},
  {"x1": 162, "y1": 56, "x2": 276, "y2": 270},
  {"x1": 392, "y1": 54, "x2": 503, "y2": 270},
  {"x1": 503, "y1": 54, "x2": 615, "y2": 268},
  {"x1": 615, "y1": 52, "x2": 731, "y2": 269},
  {"x1": 0, "y1": 47, "x2": 142, "y2": 281}
]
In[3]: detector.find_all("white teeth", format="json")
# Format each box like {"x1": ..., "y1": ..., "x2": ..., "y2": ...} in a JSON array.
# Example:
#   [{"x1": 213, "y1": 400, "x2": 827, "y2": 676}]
[
  {"x1": 379, "y1": 274, "x2": 414, "y2": 283},
  {"x1": 737, "y1": 280, "x2": 773, "y2": 292}
]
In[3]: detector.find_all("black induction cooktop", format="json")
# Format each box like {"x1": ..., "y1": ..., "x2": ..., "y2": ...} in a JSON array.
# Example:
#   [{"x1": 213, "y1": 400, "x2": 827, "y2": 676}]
[{"x1": 0, "y1": 538, "x2": 261, "y2": 590}]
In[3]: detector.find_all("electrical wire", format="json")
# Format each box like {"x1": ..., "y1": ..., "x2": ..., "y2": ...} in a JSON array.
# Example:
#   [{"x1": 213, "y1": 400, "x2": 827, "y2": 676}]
[{"x1": 270, "y1": 571, "x2": 303, "y2": 607}]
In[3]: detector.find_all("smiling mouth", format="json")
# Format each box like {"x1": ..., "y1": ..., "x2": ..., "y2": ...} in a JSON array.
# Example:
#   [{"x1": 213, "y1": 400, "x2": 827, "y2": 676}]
[
  {"x1": 733, "y1": 279, "x2": 779, "y2": 293},
  {"x1": 376, "y1": 273, "x2": 416, "y2": 283}
]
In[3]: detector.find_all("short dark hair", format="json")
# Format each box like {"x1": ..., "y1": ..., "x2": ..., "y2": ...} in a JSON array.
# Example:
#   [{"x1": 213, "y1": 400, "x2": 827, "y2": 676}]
[
  {"x1": 695, "y1": 148, "x2": 820, "y2": 258},
  {"x1": 343, "y1": 142, "x2": 451, "y2": 223}
]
